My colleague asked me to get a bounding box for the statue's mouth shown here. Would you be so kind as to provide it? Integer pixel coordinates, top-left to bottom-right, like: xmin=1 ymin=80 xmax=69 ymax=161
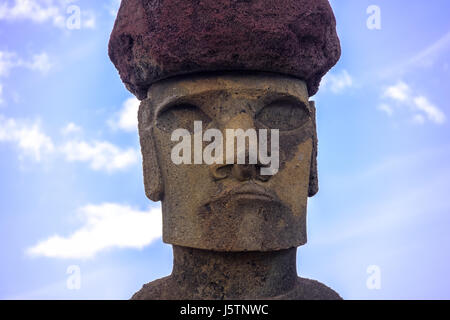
xmin=196 ymin=181 xmax=297 ymax=252
xmin=206 ymin=181 xmax=278 ymax=206
xmin=227 ymin=183 xmax=275 ymax=201
xmin=197 ymin=181 xmax=285 ymax=218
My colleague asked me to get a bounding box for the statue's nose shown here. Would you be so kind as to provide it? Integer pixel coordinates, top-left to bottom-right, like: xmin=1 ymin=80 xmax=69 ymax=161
xmin=224 ymin=112 xmax=255 ymax=164
xmin=231 ymin=164 xmax=256 ymax=182
xmin=209 ymin=112 xmax=268 ymax=182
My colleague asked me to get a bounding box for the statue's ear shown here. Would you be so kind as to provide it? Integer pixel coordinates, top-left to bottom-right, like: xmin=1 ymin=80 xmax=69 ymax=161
xmin=138 ymin=99 xmax=164 ymax=201
xmin=308 ymin=101 xmax=319 ymax=197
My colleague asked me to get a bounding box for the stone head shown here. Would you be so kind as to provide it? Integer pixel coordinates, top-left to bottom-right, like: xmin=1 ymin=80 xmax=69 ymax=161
xmin=108 ymin=0 xmax=340 ymax=252
xmin=138 ymin=72 xmax=318 ymax=251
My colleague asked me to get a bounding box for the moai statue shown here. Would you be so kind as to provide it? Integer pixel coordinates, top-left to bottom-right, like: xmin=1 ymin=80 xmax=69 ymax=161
xmin=109 ymin=0 xmax=341 ymax=300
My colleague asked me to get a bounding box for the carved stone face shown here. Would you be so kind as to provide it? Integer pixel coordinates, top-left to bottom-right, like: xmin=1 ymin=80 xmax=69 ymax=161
xmin=138 ymin=73 xmax=318 ymax=252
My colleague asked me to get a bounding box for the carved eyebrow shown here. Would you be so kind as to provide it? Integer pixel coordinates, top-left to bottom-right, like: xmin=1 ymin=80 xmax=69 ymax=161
xmin=153 ymin=88 xmax=220 ymax=116
xmin=154 ymin=95 xmax=188 ymax=117
xmin=154 ymin=89 xmax=221 ymax=117
xmin=154 ymin=89 xmax=310 ymax=116
xmin=263 ymin=94 xmax=312 ymax=115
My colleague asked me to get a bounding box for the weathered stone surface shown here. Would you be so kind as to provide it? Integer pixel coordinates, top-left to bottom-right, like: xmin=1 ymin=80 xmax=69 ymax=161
xmin=130 ymin=73 xmax=341 ymax=300
xmin=109 ymin=0 xmax=341 ymax=100
xmin=132 ymin=246 xmax=341 ymax=300
xmin=139 ymin=73 xmax=317 ymax=251
xmin=109 ymin=0 xmax=342 ymax=301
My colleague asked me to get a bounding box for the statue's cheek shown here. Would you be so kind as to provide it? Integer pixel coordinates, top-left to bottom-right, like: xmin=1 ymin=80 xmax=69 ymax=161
xmin=271 ymin=138 xmax=313 ymax=217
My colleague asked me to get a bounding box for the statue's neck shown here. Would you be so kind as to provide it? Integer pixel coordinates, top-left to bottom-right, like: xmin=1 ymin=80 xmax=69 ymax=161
xmin=171 ymin=245 xmax=298 ymax=299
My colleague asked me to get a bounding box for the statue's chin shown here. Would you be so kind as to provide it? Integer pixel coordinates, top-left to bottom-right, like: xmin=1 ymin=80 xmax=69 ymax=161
xmin=195 ymin=195 xmax=303 ymax=252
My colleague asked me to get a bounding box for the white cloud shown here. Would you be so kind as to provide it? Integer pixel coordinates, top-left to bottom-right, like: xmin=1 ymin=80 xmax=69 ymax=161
xmin=312 ymin=145 xmax=450 ymax=247
xmin=0 ymin=114 xmax=54 ymax=161
xmin=0 ymin=114 xmax=139 ymax=170
xmin=383 ymin=81 xmax=410 ymax=102
xmin=0 ymin=50 xmax=53 ymax=77
xmin=378 ymin=103 xmax=393 ymax=116
xmin=0 ymin=83 xmax=3 ymax=104
xmin=381 ymin=31 xmax=450 ymax=78
xmin=408 ymin=31 xmax=450 ymax=69
xmin=412 ymin=114 xmax=425 ymax=125
xmin=107 ymin=0 xmax=121 ymax=17
xmin=0 ymin=0 xmax=64 ymax=27
xmin=27 ymin=52 xmax=52 ymax=74
xmin=81 ymin=10 xmax=95 ymax=29
xmin=0 ymin=0 xmax=95 ymax=29
xmin=380 ymin=81 xmax=446 ymax=125
xmin=61 ymin=139 xmax=139 ymax=172
xmin=109 ymin=97 xmax=140 ymax=132
xmin=0 ymin=51 xmax=17 ymax=77
xmin=413 ymin=96 xmax=446 ymax=125
xmin=61 ymin=122 xmax=82 ymax=135
xmin=27 ymin=203 xmax=162 ymax=259
xmin=321 ymin=69 xmax=353 ymax=94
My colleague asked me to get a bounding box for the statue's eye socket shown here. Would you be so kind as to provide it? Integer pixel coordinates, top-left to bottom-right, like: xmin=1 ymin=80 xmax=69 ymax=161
xmin=256 ymin=99 xmax=310 ymax=131
xmin=157 ymin=103 xmax=211 ymax=134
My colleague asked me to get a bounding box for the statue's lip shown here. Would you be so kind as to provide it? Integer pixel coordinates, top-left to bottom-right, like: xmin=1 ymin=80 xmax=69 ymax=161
xmin=212 ymin=182 xmax=277 ymax=202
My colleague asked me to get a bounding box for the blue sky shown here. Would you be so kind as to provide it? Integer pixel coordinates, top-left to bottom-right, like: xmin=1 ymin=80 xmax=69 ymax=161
xmin=0 ymin=0 xmax=449 ymax=300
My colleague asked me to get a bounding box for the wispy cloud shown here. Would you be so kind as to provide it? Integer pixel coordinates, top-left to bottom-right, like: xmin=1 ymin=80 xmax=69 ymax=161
xmin=0 ymin=114 xmax=54 ymax=161
xmin=61 ymin=122 xmax=82 ymax=136
xmin=0 ymin=114 xmax=139 ymax=171
xmin=320 ymin=70 xmax=353 ymax=94
xmin=413 ymin=96 xmax=446 ymax=124
xmin=60 ymin=140 xmax=139 ymax=172
xmin=378 ymin=81 xmax=446 ymax=125
xmin=0 ymin=51 xmax=52 ymax=105
xmin=107 ymin=0 xmax=121 ymax=17
xmin=0 ymin=51 xmax=17 ymax=77
xmin=27 ymin=203 xmax=162 ymax=259
xmin=406 ymin=31 xmax=450 ymax=69
xmin=411 ymin=114 xmax=425 ymax=125
xmin=377 ymin=103 xmax=393 ymax=117
xmin=313 ymin=145 xmax=450 ymax=246
xmin=383 ymin=81 xmax=410 ymax=102
xmin=381 ymin=31 xmax=450 ymax=78
xmin=0 ymin=0 xmax=65 ymax=26
xmin=108 ymin=97 xmax=139 ymax=132
xmin=80 ymin=10 xmax=95 ymax=29
xmin=0 ymin=0 xmax=96 ymax=29
xmin=0 ymin=83 xmax=4 ymax=105
xmin=27 ymin=52 xmax=52 ymax=74
xmin=0 ymin=50 xmax=53 ymax=78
